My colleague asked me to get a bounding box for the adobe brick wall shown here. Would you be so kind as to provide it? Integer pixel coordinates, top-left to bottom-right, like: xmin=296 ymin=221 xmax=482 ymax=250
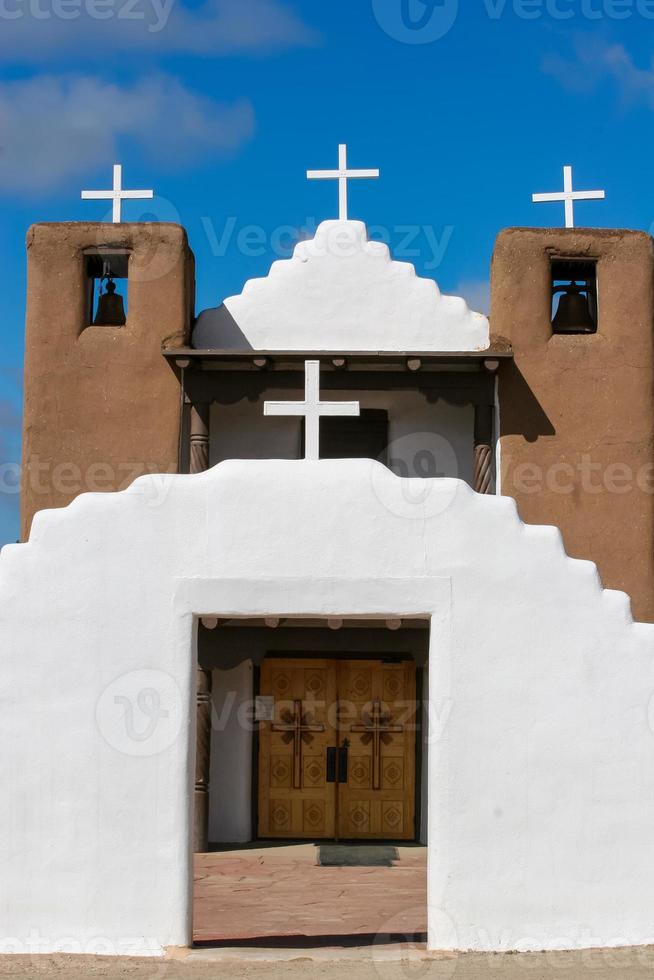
xmin=21 ymin=222 xmax=195 ymax=539
xmin=492 ymin=227 xmax=654 ymax=622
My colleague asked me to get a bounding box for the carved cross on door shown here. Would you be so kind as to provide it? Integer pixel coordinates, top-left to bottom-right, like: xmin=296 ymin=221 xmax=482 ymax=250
xmin=273 ymin=699 xmax=325 ymax=789
xmin=351 ymin=699 xmax=403 ymax=791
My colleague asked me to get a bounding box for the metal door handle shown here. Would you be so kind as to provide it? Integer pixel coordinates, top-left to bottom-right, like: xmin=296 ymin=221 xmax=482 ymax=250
xmin=326 ymin=747 xmax=337 ymax=783
xmin=338 ymin=742 xmax=349 ymax=784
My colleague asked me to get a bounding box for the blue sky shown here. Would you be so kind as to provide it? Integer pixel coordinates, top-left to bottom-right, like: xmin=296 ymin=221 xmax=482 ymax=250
xmin=2 ymin=0 xmax=654 ymax=543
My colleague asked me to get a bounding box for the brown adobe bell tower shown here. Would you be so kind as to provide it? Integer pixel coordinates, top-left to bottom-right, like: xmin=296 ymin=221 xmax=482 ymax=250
xmin=21 ymin=222 xmax=195 ymax=539
xmin=491 ymin=227 xmax=654 ymax=622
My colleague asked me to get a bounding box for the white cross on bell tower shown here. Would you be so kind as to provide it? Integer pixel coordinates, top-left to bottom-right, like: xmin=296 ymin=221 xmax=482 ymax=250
xmin=264 ymin=360 xmax=360 ymax=461
xmin=307 ymin=144 xmax=379 ymax=221
xmin=532 ymin=165 xmax=606 ymax=229
xmin=81 ymin=164 xmax=154 ymax=224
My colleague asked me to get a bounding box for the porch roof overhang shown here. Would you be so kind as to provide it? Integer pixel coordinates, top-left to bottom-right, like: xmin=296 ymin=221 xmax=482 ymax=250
xmin=162 ymin=346 xmax=513 ymax=408
xmin=164 ymin=347 xmax=513 ymax=373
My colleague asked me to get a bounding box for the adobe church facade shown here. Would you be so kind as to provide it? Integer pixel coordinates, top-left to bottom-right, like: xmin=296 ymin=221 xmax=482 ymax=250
xmin=4 ymin=203 xmax=654 ymax=955
xmin=22 ymin=222 xmax=654 ymax=624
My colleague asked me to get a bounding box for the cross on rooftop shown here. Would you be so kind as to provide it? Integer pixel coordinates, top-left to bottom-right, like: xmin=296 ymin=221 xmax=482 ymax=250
xmin=532 ymin=165 xmax=606 ymax=229
xmin=81 ymin=164 xmax=154 ymax=224
xmin=264 ymin=360 xmax=360 ymax=461
xmin=307 ymin=144 xmax=379 ymax=221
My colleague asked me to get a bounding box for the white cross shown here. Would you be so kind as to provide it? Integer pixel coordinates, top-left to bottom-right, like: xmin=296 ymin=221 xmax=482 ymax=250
xmin=532 ymin=165 xmax=605 ymax=229
xmin=264 ymin=360 xmax=360 ymax=461
xmin=307 ymin=144 xmax=379 ymax=221
xmin=81 ymin=164 xmax=154 ymax=224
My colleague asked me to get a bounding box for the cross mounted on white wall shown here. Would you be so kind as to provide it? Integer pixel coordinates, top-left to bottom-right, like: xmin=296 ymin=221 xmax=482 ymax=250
xmin=532 ymin=165 xmax=606 ymax=229
xmin=81 ymin=164 xmax=154 ymax=224
xmin=307 ymin=144 xmax=380 ymax=221
xmin=264 ymin=360 xmax=360 ymax=461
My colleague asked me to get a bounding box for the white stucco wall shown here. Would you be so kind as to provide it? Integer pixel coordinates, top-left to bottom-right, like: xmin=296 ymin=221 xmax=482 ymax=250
xmin=193 ymin=221 xmax=490 ymax=352
xmin=208 ymin=661 xmax=253 ymax=845
xmin=210 ymin=391 xmax=474 ymax=486
xmin=1 ymin=460 xmax=654 ymax=955
xmin=420 ymin=664 xmax=429 ymax=846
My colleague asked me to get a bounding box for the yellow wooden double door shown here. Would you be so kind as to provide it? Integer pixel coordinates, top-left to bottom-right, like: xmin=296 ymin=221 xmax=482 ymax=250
xmin=258 ymin=658 xmax=417 ymax=840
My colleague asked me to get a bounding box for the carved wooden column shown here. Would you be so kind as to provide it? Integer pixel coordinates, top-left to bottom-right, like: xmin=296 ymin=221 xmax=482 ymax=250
xmin=190 ymin=403 xmax=210 ymax=475
xmin=474 ymin=403 xmax=494 ymax=495
xmin=190 ymin=401 xmax=212 ymax=852
xmin=194 ymin=666 xmax=213 ymax=853
xmin=474 ymin=359 xmax=499 ymax=496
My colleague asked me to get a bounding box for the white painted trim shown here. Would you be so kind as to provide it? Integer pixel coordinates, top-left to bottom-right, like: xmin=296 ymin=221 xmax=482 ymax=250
xmin=494 ymin=374 xmax=502 ymax=496
xmin=174 ymin=577 xmax=450 ymax=620
xmin=176 ymin=577 xmax=453 ymax=949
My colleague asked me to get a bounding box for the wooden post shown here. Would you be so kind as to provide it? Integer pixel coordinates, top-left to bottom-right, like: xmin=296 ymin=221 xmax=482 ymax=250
xmin=190 ymin=402 xmax=212 ymax=852
xmin=194 ymin=666 xmax=213 ymax=853
xmin=190 ymin=403 xmax=210 ymax=475
xmin=474 ymin=403 xmax=494 ymax=495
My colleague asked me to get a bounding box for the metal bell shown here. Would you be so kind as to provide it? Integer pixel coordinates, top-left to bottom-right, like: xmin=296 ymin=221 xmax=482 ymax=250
xmin=552 ymin=285 xmax=596 ymax=334
xmin=93 ymin=276 xmax=126 ymax=327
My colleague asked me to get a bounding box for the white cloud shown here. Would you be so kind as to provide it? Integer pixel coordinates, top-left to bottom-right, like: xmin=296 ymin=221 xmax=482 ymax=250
xmin=0 ymin=0 xmax=318 ymax=62
xmin=453 ymin=279 xmax=490 ymax=316
xmin=0 ymin=73 xmax=255 ymax=192
xmin=543 ymin=37 xmax=654 ymax=106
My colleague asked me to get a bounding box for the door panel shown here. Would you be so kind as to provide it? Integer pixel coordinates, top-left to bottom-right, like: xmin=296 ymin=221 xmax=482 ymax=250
xmin=337 ymin=661 xmax=417 ymax=840
xmin=258 ymin=658 xmax=417 ymax=841
xmin=258 ymin=659 xmax=337 ymax=839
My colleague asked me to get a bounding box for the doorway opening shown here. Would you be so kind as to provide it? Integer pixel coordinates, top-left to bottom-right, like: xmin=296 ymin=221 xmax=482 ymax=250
xmin=193 ymin=616 xmax=430 ymax=948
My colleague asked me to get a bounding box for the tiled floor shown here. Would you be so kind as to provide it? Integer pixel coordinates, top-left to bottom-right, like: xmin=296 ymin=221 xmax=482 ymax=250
xmin=193 ymin=843 xmax=427 ymax=945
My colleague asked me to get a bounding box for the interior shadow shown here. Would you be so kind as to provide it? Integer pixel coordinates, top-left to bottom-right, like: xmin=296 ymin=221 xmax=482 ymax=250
xmin=194 ymin=932 xmax=428 ymax=950
xmin=209 ymin=839 xmax=308 ymax=853
xmin=498 ymin=361 xmax=555 ymax=442
xmin=192 ymin=303 xmax=254 ymax=350
xmin=318 ymin=844 xmax=400 ymax=867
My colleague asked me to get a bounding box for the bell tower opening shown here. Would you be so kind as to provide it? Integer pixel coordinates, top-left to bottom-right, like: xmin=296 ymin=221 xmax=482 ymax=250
xmin=551 ymin=257 xmax=598 ymax=335
xmin=84 ymin=249 xmax=129 ymax=327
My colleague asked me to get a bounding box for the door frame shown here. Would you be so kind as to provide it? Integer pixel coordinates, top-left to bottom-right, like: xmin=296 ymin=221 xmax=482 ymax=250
xmin=180 ymin=572 xmax=454 ymax=950
xmin=253 ymin=651 xmax=423 ymax=843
